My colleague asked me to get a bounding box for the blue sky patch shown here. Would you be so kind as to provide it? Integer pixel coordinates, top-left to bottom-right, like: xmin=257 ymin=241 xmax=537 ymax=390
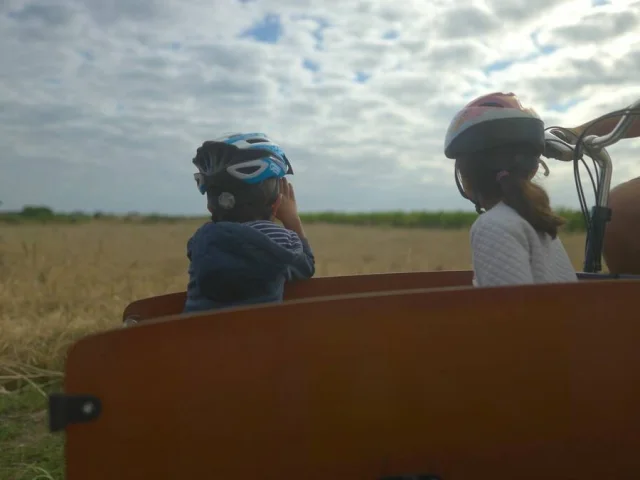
xmin=78 ymin=50 xmax=94 ymax=61
xmin=311 ymin=17 xmax=330 ymax=50
xmin=539 ymin=44 xmax=558 ymax=55
xmin=354 ymin=71 xmax=371 ymax=83
xmin=484 ymin=59 xmax=514 ymax=73
xmin=303 ymin=58 xmax=320 ymax=72
xmin=549 ymin=97 xmax=582 ymax=113
xmin=240 ymin=13 xmax=283 ymax=44
xmin=292 ymin=14 xmax=330 ymax=50
xmin=484 ymin=36 xmax=558 ymax=75
xmin=383 ymin=30 xmax=399 ymax=40
xmin=530 ymin=30 xmax=542 ymax=47
xmin=530 ymin=30 xmax=558 ymax=54
xmin=160 ymin=42 xmax=181 ymax=51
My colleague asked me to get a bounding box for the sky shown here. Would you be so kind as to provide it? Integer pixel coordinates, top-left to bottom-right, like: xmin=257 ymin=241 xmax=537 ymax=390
xmin=1 ymin=0 xmax=639 ymax=215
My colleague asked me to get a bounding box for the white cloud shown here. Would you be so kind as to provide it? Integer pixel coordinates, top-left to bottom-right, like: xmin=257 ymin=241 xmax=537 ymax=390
xmin=1 ymin=0 xmax=639 ymax=214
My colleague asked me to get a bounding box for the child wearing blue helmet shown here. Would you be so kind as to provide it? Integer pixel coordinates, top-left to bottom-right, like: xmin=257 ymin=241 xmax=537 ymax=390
xmin=184 ymin=133 xmax=315 ymax=313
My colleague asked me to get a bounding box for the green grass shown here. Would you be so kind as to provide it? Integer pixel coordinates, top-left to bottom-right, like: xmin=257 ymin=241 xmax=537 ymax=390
xmin=0 ymin=206 xmax=589 ymax=232
xmin=300 ymin=209 xmax=587 ymax=232
xmin=0 ymin=383 xmax=64 ymax=480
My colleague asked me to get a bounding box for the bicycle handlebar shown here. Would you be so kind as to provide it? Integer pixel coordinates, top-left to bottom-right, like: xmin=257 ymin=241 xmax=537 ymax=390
xmin=543 ymin=98 xmax=640 ymax=163
xmin=541 ymin=97 xmax=640 ymax=273
xmin=543 ymin=98 xmax=640 ymax=204
xmin=584 ymin=98 xmax=640 ymax=149
xmin=543 ymin=130 xmax=575 ymax=162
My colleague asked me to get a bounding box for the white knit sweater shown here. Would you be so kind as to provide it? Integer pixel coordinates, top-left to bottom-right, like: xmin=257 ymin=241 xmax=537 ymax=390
xmin=470 ymin=202 xmax=578 ymax=287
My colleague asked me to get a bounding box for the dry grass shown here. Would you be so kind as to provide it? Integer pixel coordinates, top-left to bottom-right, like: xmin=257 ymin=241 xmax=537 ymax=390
xmin=0 ymin=221 xmax=588 ymax=479
xmin=0 ymin=221 xmax=587 ymax=372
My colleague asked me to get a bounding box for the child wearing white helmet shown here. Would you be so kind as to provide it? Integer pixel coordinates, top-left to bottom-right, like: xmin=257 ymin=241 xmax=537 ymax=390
xmin=184 ymin=132 xmax=315 ymax=313
xmin=444 ymin=92 xmax=578 ymax=287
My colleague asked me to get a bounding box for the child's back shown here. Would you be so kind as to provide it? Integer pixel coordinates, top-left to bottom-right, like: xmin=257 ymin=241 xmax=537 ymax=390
xmin=184 ymin=133 xmax=315 ymax=313
xmin=184 ymin=219 xmax=314 ymax=312
xmin=469 ymin=201 xmax=576 ymax=286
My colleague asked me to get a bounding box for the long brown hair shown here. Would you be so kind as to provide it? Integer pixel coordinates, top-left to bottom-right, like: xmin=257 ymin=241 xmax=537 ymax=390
xmin=455 ymin=143 xmax=565 ymax=238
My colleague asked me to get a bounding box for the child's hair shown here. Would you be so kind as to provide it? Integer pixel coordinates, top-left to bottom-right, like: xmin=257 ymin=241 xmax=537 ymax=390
xmin=455 ymin=142 xmax=565 ymax=238
xmin=206 ymin=177 xmax=278 ymax=223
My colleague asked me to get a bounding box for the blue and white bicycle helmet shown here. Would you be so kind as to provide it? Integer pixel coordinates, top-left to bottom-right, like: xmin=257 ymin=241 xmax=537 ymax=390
xmin=193 ymin=132 xmax=293 ymax=195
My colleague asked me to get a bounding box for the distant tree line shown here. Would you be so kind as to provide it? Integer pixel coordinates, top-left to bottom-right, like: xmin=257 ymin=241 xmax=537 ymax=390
xmin=0 ymin=204 xmax=589 ymax=232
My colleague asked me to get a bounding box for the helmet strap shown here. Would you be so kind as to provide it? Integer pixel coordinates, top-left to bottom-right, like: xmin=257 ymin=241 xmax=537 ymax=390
xmin=455 ymin=166 xmax=484 ymax=215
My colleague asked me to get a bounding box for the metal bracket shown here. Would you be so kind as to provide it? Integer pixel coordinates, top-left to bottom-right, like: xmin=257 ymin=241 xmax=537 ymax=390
xmin=123 ymin=316 xmax=139 ymax=327
xmin=48 ymin=393 xmax=102 ymax=432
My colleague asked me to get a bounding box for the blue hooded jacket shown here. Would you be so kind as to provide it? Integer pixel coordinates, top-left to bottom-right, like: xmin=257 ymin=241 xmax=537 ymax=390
xmin=183 ymin=221 xmax=316 ymax=313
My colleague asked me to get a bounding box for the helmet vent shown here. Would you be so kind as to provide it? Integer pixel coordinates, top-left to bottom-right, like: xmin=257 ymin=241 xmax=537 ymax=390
xmin=236 ymin=165 xmax=261 ymax=174
xmin=479 ymin=102 xmax=504 ymax=108
xmin=245 ymin=138 xmax=268 ymax=144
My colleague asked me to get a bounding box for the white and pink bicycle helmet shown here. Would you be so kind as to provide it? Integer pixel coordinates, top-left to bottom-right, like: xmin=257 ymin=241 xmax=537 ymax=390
xmin=444 ymin=92 xmax=545 ymax=159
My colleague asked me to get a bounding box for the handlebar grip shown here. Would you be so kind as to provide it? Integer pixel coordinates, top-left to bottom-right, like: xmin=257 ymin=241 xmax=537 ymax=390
xmin=543 ymin=131 xmax=575 ymax=162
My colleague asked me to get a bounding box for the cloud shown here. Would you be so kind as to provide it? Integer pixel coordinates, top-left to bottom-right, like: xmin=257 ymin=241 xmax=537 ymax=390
xmin=1 ymin=0 xmax=639 ymax=215
xmin=544 ymin=7 xmax=639 ymax=44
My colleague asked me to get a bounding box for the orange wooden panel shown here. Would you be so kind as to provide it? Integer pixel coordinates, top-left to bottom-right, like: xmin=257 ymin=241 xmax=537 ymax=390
xmin=63 ymin=279 xmax=640 ymax=479
xmin=122 ymin=270 xmax=474 ymax=322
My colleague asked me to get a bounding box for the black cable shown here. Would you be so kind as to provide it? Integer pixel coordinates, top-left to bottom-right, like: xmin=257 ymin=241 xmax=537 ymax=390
xmin=570 ymin=107 xmax=640 ymax=270
xmin=543 ymin=126 xmax=595 ymax=235
xmin=571 ymin=108 xmax=640 ymax=202
xmin=572 ymin=107 xmax=640 ymax=208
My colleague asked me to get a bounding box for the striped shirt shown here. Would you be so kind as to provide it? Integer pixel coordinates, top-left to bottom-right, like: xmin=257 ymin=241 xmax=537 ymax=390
xmin=243 ymin=220 xmax=304 ymax=252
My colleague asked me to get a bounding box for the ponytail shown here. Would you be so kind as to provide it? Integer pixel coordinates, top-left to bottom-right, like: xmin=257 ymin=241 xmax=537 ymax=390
xmin=456 ymin=143 xmax=566 ymax=238
xmin=497 ymin=173 xmax=565 ymax=238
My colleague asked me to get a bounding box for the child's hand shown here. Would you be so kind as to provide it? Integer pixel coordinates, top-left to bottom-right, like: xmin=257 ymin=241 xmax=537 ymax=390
xmin=276 ymin=178 xmax=306 ymax=239
xmin=276 ymin=178 xmax=299 ymax=224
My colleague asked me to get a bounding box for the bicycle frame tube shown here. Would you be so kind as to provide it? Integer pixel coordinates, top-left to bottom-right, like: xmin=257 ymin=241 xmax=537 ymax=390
xmin=586 ymin=147 xmax=612 ymax=208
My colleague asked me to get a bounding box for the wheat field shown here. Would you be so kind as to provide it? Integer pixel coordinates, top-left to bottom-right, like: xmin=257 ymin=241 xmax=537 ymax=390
xmin=0 ymin=221 xmax=590 ymax=479
xmin=0 ymin=221 xmax=588 ymax=371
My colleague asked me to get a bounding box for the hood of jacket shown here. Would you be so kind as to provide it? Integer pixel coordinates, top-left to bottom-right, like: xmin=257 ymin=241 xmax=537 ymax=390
xmin=186 ymin=221 xmax=298 ymax=305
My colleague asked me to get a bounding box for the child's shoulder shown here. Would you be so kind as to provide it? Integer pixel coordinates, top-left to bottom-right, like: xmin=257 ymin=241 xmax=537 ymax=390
xmin=188 ymin=220 xmax=228 ymax=240
xmin=243 ymin=220 xmax=304 ymax=250
xmin=244 ymin=219 xmax=292 ymax=237
xmin=471 ymin=202 xmax=528 ymax=234
xmin=243 ymin=219 xmax=286 ymax=231
xmin=470 ymin=202 xmax=533 ymax=249
xmin=187 ymin=220 xmax=254 ymax=249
